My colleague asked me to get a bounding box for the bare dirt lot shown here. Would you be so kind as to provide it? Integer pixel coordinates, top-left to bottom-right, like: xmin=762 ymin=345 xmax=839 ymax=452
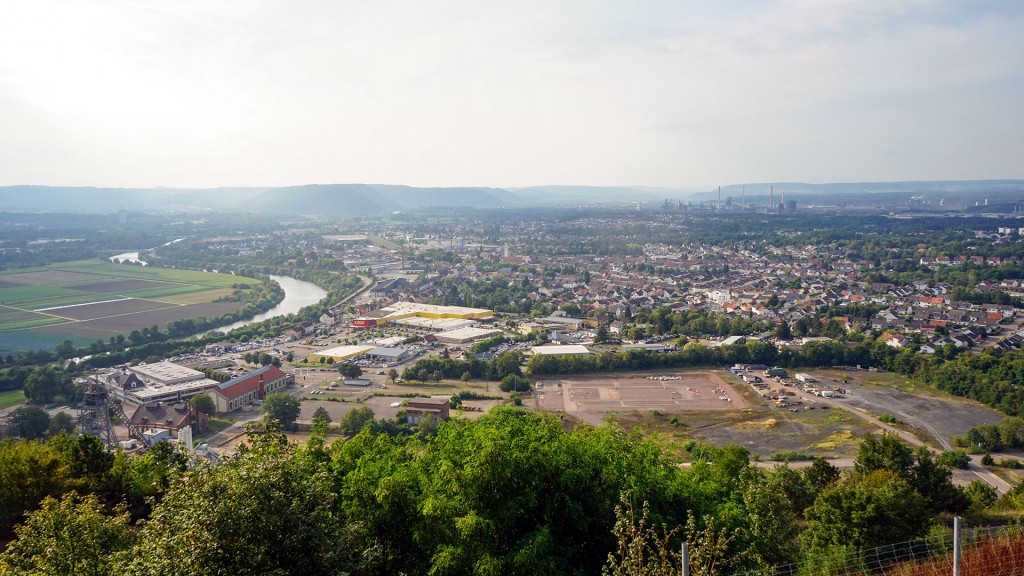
xmin=536 ymin=371 xmax=745 ymax=426
xmin=35 ymin=301 xmax=243 ymax=338
xmin=808 ymin=369 xmax=1004 ymax=448
xmin=43 ymin=298 xmax=174 ymax=320
xmin=665 ymin=405 xmax=877 ymax=459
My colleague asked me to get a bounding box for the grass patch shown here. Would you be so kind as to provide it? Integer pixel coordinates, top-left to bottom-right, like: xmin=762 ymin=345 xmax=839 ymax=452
xmin=396 ymin=381 xmax=458 ymax=389
xmin=0 ymin=285 xmax=91 ymax=307
xmin=0 ymin=389 xmax=26 ymax=410
xmin=158 ymin=288 xmax=237 ymax=305
xmin=738 ymin=417 xmax=779 ymax=431
xmin=206 ymin=417 xmax=235 ymax=434
xmin=769 ymin=451 xmax=817 ymax=462
xmin=813 ymin=429 xmax=855 ymax=451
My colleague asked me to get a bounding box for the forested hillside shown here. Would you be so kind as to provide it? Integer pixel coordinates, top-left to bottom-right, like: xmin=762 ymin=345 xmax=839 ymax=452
xmin=0 ymin=408 xmax=1008 ymax=576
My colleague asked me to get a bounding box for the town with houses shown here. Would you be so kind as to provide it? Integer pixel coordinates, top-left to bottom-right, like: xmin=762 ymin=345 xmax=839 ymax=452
xmin=25 ymin=211 xmax=1022 ymax=460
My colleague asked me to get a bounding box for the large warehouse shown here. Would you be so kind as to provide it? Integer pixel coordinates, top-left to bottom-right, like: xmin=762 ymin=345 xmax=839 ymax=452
xmin=435 ymin=326 xmax=504 ymax=344
xmin=351 ymin=301 xmax=492 ymax=329
xmin=308 ymin=345 xmax=375 ymax=363
xmin=530 ymin=344 xmax=592 ymax=356
xmin=105 ymin=362 xmax=219 ymax=404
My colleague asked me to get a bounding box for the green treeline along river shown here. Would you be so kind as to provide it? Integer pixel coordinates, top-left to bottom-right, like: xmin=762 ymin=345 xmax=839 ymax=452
xmin=213 ymin=275 xmax=328 ymax=333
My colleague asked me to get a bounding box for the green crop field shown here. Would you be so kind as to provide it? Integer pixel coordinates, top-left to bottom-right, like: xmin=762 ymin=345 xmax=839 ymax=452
xmin=0 ymin=389 xmax=26 ymax=410
xmin=0 ymin=260 xmax=260 ymax=356
xmin=49 ymin=261 xmax=245 ymax=288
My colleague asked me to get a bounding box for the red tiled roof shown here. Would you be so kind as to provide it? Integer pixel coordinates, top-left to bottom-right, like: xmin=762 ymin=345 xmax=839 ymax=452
xmin=213 ymin=365 xmax=287 ymax=400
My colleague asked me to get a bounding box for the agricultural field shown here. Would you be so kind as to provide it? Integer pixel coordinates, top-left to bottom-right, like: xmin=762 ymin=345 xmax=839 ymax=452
xmin=0 ymin=260 xmax=256 ymax=355
xmin=0 ymin=389 xmax=26 ymax=410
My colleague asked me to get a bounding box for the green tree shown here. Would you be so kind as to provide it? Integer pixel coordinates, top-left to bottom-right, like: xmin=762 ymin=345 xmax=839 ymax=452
xmin=68 ymin=434 xmax=114 ymax=491
xmin=340 ymin=406 xmax=374 ymax=436
xmin=0 ymin=438 xmax=70 ymax=540
xmin=387 ymin=368 xmax=398 ymax=383
xmin=189 ymin=393 xmax=216 ymax=415
xmin=854 ymin=433 xmax=914 ymax=478
xmin=47 ymin=412 xmax=76 ymax=437
xmin=803 ymin=458 xmax=840 ymax=493
xmin=802 ymin=470 xmax=929 ymax=554
xmin=964 ymin=480 xmax=998 ymax=511
xmin=259 ymin=393 xmax=301 ymax=432
xmin=937 ymin=449 xmax=970 ymax=470
xmin=6 ymin=406 xmax=50 ymax=440
xmin=0 ymin=492 xmax=134 ymax=576
xmin=312 ymin=406 xmax=332 ymax=426
xmin=742 ymin=475 xmax=799 ymax=567
xmin=337 ymin=363 xmax=362 ymax=379
xmin=774 ymin=321 xmax=792 ymax=340
xmin=499 ymin=374 xmax=531 ymax=392
xmin=22 ymin=366 xmax=65 ymax=404
xmin=120 ymin=426 xmax=369 ymax=575
xmin=491 ymin=351 xmax=524 ymax=379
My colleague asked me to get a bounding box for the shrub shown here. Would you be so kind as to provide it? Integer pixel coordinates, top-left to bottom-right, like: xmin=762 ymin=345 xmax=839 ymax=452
xmin=937 ymin=450 xmax=971 ymax=470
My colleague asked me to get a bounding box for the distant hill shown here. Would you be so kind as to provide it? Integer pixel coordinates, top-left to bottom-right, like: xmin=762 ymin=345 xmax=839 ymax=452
xmin=0 ymin=184 xmax=512 ymax=215
xmin=248 ymin=184 xmax=514 ymax=216
xmin=695 ymin=180 xmax=1024 ymax=202
xmin=2 ymin=180 xmax=1022 ymax=214
xmin=509 ymin=185 xmax=669 ymax=205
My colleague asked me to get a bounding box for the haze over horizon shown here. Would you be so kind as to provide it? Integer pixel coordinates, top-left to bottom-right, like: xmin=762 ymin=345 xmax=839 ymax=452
xmin=1 ymin=1 xmax=1022 ymax=191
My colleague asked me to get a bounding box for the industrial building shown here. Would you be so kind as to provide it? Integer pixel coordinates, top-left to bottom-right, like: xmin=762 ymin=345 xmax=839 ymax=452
xmin=105 ymin=362 xmax=219 ymax=404
xmin=307 ymin=345 xmax=375 ymax=364
xmin=406 ymin=398 xmax=450 ymax=425
xmin=351 ymin=301 xmax=492 ymax=330
xmin=434 ymin=326 xmax=504 ymax=344
xmin=364 ymin=346 xmax=409 ymax=364
xmin=210 ymin=365 xmax=290 ymax=413
xmin=369 ymin=277 xmax=408 ymax=298
xmin=128 ymin=401 xmax=208 ymax=440
xmin=530 ymin=344 xmax=592 ymax=356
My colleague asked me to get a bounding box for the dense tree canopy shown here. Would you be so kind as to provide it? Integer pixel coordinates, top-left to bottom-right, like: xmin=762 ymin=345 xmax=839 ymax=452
xmin=0 ymin=407 xmax=994 ymax=576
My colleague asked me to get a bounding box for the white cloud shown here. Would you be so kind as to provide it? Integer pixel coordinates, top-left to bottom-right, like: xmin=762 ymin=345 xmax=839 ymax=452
xmin=0 ymin=0 xmax=1021 ymax=188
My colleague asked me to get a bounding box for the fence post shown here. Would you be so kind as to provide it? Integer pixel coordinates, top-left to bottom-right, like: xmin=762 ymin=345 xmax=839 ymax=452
xmin=682 ymin=541 xmax=689 ymax=576
xmin=953 ymin=516 xmax=961 ymax=576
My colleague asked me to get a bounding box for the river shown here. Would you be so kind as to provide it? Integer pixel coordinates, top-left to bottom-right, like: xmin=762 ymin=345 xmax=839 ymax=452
xmin=211 ymin=275 xmax=328 ymax=334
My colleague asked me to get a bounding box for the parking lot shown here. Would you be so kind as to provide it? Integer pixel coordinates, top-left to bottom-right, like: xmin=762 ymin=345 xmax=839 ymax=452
xmin=536 ymin=371 xmax=745 ymax=425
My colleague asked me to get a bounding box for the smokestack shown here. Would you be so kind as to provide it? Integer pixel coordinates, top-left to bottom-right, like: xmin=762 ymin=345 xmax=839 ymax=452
xmin=770 ymin=186 xmax=774 ymax=209
xmin=718 ymin=186 xmax=721 ymax=211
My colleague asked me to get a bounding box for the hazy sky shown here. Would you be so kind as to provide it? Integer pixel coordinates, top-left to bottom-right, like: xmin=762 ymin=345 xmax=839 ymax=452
xmin=1 ymin=0 xmax=1022 ymax=189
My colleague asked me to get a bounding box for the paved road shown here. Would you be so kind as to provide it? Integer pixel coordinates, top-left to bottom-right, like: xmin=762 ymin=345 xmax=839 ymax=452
xmin=204 ymin=411 xmax=261 ymax=449
xmin=967 ymin=456 xmax=1014 ymax=495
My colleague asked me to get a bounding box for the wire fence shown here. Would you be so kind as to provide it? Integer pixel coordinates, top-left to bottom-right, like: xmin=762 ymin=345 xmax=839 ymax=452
xmin=728 ymin=521 xmax=1024 ymax=576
